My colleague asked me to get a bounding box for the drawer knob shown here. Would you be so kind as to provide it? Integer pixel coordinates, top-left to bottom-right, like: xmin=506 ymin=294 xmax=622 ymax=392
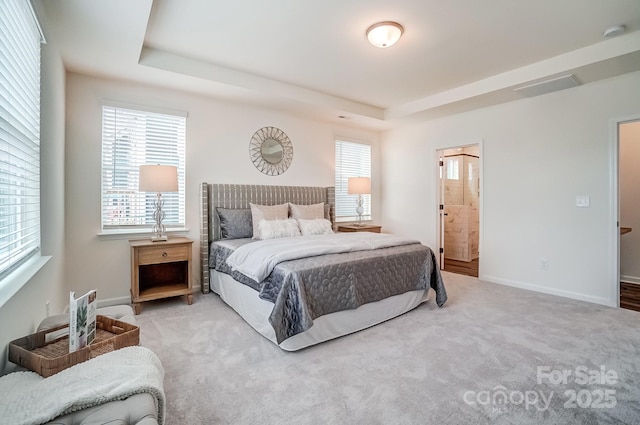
xmin=162 ymin=252 xmax=168 ymax=257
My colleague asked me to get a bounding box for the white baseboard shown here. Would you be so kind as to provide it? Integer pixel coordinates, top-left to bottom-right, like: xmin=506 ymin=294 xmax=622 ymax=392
xmin=96 ymin=296 xmax=132 ymax=309
xmin=481 ymin=275 xmax=613 ymax=307
xmin=621 ymin=275 xmax=640 ymax=285
xmin=94 ymin=284 xmax=203 ymax=310
xmin=62 ymin=296 xmax=133 ymax=313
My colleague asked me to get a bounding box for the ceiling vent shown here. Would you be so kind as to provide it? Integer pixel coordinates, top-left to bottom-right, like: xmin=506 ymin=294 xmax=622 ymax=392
xmin=514 ymin=74 xmax=582 ymax=98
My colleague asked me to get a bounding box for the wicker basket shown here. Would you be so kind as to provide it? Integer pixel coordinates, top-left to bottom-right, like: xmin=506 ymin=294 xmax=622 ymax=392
xmin=8 ymin=315 xmax=139 ymax=377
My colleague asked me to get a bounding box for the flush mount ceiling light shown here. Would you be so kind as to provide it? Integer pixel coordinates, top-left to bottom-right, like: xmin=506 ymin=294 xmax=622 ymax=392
xmin=603 ymin=25 xmax=625 ymax=38
xmin=366 ymin=21 xmax=404 ymax=48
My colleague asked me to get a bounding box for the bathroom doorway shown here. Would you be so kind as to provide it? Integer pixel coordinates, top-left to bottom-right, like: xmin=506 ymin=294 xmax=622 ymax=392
xmin=619 ymin=119 xmax=640 ymax=311
xmin=437 ymin=145 xmax=480 ymax=277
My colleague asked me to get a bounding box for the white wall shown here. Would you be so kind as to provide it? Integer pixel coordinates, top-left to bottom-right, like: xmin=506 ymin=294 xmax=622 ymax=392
xmin=0 ymin=38 xmax=67 ymax=374
xmin=64 ymin=73 xmax=380 ymax=304
xmin=381 ymin=71 xmax=640 ymax=306
xmin=620 ymin=120 xmax=640 ymax=283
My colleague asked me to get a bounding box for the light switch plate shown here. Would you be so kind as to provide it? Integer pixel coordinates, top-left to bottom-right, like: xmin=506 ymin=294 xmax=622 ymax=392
xmin=576 ymin=195 xmax=590 ymax=207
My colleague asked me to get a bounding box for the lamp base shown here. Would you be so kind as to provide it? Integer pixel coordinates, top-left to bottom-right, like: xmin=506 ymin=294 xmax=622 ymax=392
xmin=150 ymin=193 xmax=168 ymax=242
xmin=355 ymin=194 xmax=365 ymax=227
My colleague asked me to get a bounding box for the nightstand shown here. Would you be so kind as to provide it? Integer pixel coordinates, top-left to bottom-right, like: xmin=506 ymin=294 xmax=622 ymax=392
xmin=337 ymin=224 xmax=382 ymax=233
xmin=129 ymin=237 xmax=194 ymax=314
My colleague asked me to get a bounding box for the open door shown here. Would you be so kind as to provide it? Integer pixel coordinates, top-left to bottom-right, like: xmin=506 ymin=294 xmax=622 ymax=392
xmin=437 ymin=145 xmax=481 ymax=277
xmin=619 ymin=119 xmax=640 ymax=311
xmin=438 ymin=153 xmax=447 ymax=269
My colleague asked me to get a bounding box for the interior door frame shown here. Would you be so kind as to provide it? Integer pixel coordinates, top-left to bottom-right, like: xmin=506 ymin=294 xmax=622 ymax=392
xmin=435 ymin=139 xmax=484 ymax=277
xmin=438 ymin=154 xmax=446 ymax=268
xmin=610 ymin=114 xmax=640 ymax=307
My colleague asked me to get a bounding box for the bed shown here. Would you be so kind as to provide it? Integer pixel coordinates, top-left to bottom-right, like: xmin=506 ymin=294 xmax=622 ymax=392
xmin=200 ymin=183 xmax=447 ymax=351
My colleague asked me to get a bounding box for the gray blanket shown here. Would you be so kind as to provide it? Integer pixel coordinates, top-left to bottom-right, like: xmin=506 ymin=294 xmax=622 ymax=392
xmin=210 ymin=238 xmax=447 ymax=343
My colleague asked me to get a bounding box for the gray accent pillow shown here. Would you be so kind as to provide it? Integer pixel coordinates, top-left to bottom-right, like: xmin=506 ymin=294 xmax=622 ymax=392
xmin=217 ymin=208 xmax=253 ymax=239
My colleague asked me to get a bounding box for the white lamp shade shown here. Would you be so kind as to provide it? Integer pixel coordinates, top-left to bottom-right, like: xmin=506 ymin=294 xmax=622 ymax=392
xmin=348 ymin=177 xmax=371 ymax=195
xmin=366 ymin=21 xmax=403 ymax=48
xmin=139 ymin=165 xmax=178 ymax=193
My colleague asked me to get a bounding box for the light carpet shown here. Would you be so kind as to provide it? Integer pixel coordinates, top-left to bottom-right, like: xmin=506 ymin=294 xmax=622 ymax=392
xmin=135 ymin=272 xmax=640 ymax=425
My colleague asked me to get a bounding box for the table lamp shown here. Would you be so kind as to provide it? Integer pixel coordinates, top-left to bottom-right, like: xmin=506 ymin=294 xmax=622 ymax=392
xmin=348 ymin=177 xmax=371 ymax=226
xmin=139 ymin=164 xmax=178 ymax=242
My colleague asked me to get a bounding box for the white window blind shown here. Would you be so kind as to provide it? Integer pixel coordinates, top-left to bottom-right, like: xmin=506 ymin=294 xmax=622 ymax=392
xmin=101 ymin=105 xmax=186 ymax=231
xmin=0 ymin=0 xmax=42 ymax=279
xmin=335 ymin=140 xmax=371 ymax=221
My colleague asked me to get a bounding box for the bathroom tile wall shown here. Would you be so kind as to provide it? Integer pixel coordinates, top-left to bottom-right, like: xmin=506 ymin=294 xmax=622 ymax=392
xmin=443 ymin=152 xmax=479 ymax=262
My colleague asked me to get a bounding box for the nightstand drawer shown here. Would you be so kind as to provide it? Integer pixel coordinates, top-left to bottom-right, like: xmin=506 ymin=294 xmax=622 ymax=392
xmin=337 ymin=225 xmax=382 ymax=233
xmin=137 ymin=244 xmax=190 ymax=265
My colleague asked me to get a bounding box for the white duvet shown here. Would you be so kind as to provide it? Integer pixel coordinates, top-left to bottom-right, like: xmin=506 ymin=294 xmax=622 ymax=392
xmin=226 ymin=232 xmax=419 ymax=282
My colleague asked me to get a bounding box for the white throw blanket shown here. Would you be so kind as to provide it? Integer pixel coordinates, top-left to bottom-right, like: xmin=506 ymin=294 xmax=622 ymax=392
xmin=0 ymin=346 xmax=165 ymax=425
xmin=226 ymin=232 xmax=419 ymax=282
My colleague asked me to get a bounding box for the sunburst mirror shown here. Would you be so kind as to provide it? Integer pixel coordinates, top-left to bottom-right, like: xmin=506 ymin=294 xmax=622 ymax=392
xmin=249 ymin=126 xmax=293 ymax=176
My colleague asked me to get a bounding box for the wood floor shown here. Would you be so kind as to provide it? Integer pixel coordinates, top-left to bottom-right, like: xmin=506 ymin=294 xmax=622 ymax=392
xmin=621 ymin=282 xmax=640 ymax=312
xmin=442 ymin=258 xmax=479 ymax=277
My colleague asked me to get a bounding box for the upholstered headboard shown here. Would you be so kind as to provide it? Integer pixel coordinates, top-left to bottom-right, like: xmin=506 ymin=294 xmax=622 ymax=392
xmin=200 ymin=183 xmax=335 ymax=293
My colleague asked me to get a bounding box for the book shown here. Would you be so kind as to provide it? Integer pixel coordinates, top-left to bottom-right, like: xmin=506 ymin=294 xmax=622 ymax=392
xmin=69 ymin=289 xmax=97 ymax=352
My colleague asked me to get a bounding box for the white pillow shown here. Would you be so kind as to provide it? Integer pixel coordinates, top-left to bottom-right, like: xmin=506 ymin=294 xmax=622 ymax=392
xmin=250 ymin=203 xmax=288 ymax=239
xmin=297 ymin=218 xmax=334 ymax=236
xmin=289 ymin=202 xmax=325 ymax=220
xmin=259 ymin=218 xmax=302 ymax=240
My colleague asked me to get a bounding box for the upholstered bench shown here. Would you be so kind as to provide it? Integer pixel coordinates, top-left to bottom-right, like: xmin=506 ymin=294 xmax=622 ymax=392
xmin=2 ymin=305 xmax=165 ymax=425
xmin=42 ymin=392 xmax=160 ymax=425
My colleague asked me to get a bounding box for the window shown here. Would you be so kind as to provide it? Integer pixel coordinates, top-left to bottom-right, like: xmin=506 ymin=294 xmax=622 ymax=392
xmin=0 ymin=0 xmax=43 ymax=280
xmin=101 ymin=105 xmax=186 ymax=232
xmin=446 ymin=157 xmax=460 ymax=180
xmin=335 ymin=140 xmax=371 ymax=221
